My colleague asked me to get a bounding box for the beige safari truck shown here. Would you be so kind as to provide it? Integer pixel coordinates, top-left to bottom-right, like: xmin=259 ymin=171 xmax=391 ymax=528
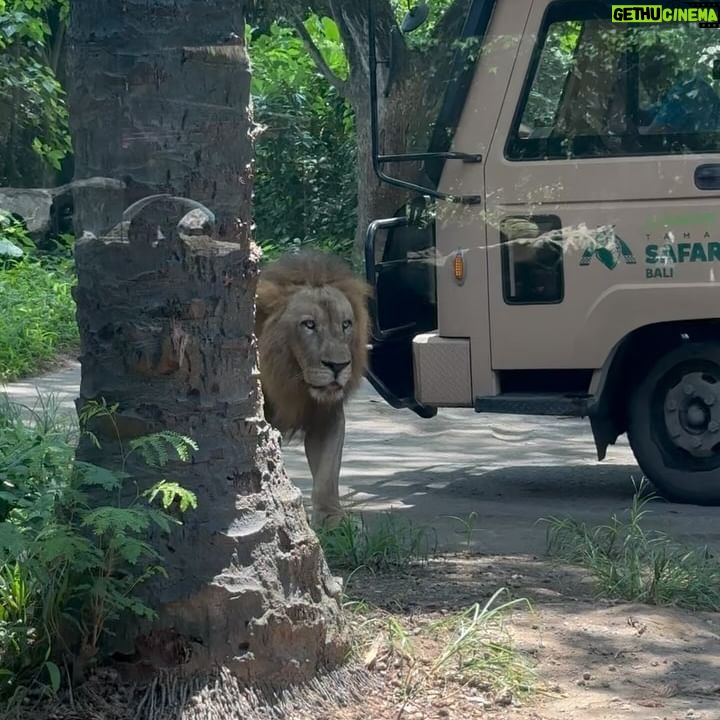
xmin=363 ymin=0 xmax=720 ymax=505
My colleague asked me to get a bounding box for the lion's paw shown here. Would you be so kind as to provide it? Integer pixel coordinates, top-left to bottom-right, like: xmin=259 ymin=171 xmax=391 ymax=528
xmin=311 ymin=507 xmax=349 ymax=531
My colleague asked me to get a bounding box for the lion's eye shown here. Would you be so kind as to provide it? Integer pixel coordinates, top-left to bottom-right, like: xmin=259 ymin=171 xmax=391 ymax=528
xmin=301 ymin=319 xmax=316 ymax=331
xmin=342 ymin=319 xmax=352 ymax=330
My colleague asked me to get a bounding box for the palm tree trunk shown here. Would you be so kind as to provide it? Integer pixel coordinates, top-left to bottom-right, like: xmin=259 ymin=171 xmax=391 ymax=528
xmin=65 ymin=0 xmax=347 ymax=687
xmin=65 ymin=0 xmax=254 ymax=236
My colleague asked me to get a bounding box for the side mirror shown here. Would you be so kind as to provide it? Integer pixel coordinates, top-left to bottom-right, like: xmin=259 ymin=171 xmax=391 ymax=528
xmin=401 ymin=2 xmax=429 ymax=33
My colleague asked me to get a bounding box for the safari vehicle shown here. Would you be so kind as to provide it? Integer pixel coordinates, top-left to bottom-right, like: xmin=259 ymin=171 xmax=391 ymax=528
xmin=363 ymin=0 xmax=720 ymax=505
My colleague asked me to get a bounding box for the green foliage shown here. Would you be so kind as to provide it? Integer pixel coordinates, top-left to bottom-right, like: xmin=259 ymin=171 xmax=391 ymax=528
xmin=0 ymin=209 xmax=34 ymax=255
xmin=0 ymin=0 xmax=71 ymax=182
xmin=0 ymin=215 xmax=78 ymax=382
xmin=0 ymin=396 xmax=198 ymax=706
xmin=544 ymin=480 xmax=720 ymax=611
xmin=522 ymin=20 xmax=581 ymax=128
xmin=316 ymin=512 xmax=437 ymax=572
xmin=249 ymin=17 xmax=356 ymax=263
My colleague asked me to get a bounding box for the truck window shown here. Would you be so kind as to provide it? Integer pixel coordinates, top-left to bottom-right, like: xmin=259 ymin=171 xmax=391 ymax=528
xmin=506 ymin=1 xmax=720 ymax=160
xmin=500 ymin=215 xmax=564 ymax=304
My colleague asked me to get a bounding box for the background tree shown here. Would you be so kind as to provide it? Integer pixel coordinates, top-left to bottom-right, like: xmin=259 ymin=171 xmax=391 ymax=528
xmin=252 ymin=0 xmax=470 ymax=255
xmin=63 ymin=0 xmax=347 ymax=698
xmin=250 ymin=17 xmax=357 ymax=261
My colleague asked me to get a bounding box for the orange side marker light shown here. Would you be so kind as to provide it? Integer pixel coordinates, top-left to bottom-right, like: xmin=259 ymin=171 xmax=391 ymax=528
xmin=453 ymin=250 xmax=466 ymax=285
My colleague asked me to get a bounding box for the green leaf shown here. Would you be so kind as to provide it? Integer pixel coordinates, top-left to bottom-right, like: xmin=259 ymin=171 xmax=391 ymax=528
xmin=128 ymin=431 xmax=198 ymax=467
xmin=44 ymin=660 xmax=61 ymax=692
xmin=81 ymin=507 xmax=150 ymax=535
xmin=321 ymin=16 xmax=340 ymax=43
xmin=108 ymin=534 xmax=159 ymax=565
xmin=73 ymin=461 xmax=125 ymax=490
xmin=0 ymin=522 xmax=27 ymax=558
xmin=144 ymin=481 xmax=198 ymax=512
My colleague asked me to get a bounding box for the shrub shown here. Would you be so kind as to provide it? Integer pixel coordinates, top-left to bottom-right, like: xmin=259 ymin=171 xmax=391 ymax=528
xmin=0 ymin=395 xmax=197 ymax=708
xmin=249 ymin=17 xmax=357 ymax=263
xmin=0 ymin=213 xmax=78 ymax=382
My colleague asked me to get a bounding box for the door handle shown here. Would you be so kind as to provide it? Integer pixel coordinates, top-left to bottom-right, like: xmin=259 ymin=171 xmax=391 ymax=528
xmin=694 ymin=164 xmax=720 ymax=190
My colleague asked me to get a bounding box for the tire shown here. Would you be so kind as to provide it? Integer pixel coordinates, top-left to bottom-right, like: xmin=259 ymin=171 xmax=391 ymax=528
xmin=627 ymin=341 xmax=720 ymax=506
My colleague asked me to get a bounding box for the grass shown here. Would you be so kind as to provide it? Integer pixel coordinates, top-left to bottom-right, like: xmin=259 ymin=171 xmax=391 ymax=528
xmin=543 ymin=479 xmax=720 ymax=611
xmin=316 ymin=511 xmax=438 ymax=572
xmin=0 ymin=256 xmax=79 ymax=383
xmin=318 ymin=511 xmax=538 ymax=709
xmin=344 ymin=587 xmax=537 ymax=708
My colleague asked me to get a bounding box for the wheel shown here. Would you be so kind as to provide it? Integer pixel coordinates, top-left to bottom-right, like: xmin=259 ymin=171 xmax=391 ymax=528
xmin=627 ymin=341 xmax=720 ymax=505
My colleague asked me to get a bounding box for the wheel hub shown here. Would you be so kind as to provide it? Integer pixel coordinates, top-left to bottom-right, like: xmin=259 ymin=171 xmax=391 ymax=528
xmin=664 ymin=371 xmax=720 ymax=457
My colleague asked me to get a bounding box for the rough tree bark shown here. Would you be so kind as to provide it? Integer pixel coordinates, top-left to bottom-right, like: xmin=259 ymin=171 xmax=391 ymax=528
xmin=65 ymin=0 xmax=255 ymax=237
xmin=65 ymin=0 xmax=348 ymax=692
xmin=262 ymin=0 xmax=471 ymax=253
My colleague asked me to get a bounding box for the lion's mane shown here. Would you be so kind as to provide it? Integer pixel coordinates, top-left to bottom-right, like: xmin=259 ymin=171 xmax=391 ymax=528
xmin=255 ymin=249 xmax=371 ymax=437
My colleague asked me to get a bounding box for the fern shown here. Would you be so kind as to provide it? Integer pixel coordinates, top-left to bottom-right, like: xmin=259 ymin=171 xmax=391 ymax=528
xmin=73 ymin=461 xmax=128 ymax=490
xmin=128 ymin=431 xmax=198 ymax=467
xmin=81 ymin=507 xmax=153 ymax=536
xmin=144 ymin=481 xmax=198 ymax=513
xmin=106 ymin=535 xmax=159 ymax=566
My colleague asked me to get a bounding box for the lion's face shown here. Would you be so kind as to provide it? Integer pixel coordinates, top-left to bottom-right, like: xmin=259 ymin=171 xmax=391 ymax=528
xmin=281 ymin=285 xmax=356 ymax=404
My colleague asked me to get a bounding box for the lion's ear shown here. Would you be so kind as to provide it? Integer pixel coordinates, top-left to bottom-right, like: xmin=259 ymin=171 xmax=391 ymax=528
xmin=255 ymin=279 xmax=286 ymax=332
xmin=340 ymin=276 xmax=372 ymax=300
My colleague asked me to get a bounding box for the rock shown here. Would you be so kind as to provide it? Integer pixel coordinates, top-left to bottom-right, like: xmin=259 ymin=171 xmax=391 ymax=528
xmin=0 ymin=188 xmax=54 ymax=241
xmin=0 ymin=237 xmax=24 ymax=258
xmin=179 ymin=207 xmax=215 ymax=237
xmin=0 ymin=176 xmax=127 ymax=246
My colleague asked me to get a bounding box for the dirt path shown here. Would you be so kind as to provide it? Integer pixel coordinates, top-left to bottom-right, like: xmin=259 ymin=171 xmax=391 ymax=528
xmin=4 ymin=359 xmax=720 ymax=554
xmin=3 ymin=361 xmax=720 ymax=719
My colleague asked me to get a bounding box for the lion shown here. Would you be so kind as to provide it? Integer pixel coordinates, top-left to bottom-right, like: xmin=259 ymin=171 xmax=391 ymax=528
xmin=254 ymin=249 xmax=371 ymax=527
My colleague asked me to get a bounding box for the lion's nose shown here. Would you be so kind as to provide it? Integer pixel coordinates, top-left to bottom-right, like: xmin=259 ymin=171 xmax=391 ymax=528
xmin=322 ymin=360 xmax=350 ymax=377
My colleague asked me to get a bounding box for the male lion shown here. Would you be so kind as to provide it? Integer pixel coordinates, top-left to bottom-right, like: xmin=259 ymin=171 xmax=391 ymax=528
xmin=254 ymin=249 xmax=371 ymax=526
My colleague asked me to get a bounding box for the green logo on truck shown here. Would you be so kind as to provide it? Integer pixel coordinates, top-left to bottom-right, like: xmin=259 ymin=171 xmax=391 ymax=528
xmin=579 ymin=230 xmax=637 ymax=269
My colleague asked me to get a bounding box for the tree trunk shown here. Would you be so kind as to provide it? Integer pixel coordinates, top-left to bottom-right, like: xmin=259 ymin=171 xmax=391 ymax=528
xmin=348 ymin=57 xmax=438 ymax=257
xmin=65 ymin=0 xmax=254 ymax=236
xmin=65 ymin=0 xmax=347 ymax=690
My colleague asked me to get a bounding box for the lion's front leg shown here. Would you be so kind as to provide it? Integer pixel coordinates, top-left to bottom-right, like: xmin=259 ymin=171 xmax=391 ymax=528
xmin=304 ymin=406 xmax=346 ymax=528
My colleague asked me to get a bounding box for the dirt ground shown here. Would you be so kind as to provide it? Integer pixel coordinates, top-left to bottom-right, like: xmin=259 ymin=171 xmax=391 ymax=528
xmin=3 ymin=361 xmax=720 ymax=719
xmin=326 ymin=555 xmax=720 ymax=720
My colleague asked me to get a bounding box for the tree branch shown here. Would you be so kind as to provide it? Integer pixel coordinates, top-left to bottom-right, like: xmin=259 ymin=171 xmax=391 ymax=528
xmin=432 ymin=0 xmax=471 ymax=40
xmin=286 ymin=10 xmax=347 ymax=95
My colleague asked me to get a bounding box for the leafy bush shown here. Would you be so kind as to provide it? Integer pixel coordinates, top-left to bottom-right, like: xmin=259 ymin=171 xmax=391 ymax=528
xmin=0 ymin=395 xmax=197 ymax=707
xmin=0 ymin=213 xmax=78 ymax=382
xmin=249 ymin=17 xmax=357 ymax=263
